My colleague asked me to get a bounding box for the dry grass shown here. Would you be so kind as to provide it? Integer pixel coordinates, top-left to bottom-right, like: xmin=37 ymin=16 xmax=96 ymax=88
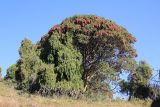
xmin=0 ymin=81 xmax=151 ymax=107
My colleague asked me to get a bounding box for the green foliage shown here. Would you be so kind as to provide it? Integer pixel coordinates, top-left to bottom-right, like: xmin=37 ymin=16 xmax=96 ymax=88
xmin=85 ymin=62 xmax=116 ymax=95
xmin=35 ymin=63 xmax=56 ymax=89
xmin=0 ymin=67 xmax=2 ymax=78
xmin=55 ymin=80 xmax=84 ymax=91
xmin=15 ymin=38 xmax=56 ymax=92
xmin=40 ymin=32 xmax=83 ymax=91
xmin=6 ymin=64 xmax=17 ymax=81
xmin=7 ymin=15 xmax=137 ymax=98
xmin=13 ymin=35 xmax=83 ymax=92
xmin=120 ymin=60 xmax=152 ymax=100
xmin=43 ymin=15 xmax=137 ymax=94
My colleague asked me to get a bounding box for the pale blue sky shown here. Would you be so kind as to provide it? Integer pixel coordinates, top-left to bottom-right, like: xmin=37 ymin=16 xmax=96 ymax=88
xmin=0 ymin=0 xmax=160 ymax=77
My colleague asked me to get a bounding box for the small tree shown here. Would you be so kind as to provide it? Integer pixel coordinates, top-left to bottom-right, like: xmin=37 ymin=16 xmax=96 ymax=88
xmin=6 ymin=64 xmax=17 ymax=81
xmin=0 ymin=67 xmax=2 ymax=78
xmin=120 ymin=60 xmax=152 ymax=100
xmin=15 ymin=38 xmax=57 ymax=92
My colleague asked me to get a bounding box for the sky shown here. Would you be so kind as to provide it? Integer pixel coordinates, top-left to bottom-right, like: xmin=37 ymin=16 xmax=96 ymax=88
xmin=0 ymin=0 xmax=160 ymax=81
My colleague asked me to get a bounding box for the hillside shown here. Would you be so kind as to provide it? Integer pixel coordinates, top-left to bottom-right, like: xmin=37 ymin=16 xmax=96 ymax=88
xmin=0 ymin=15 xmax=152 ymax=107
xmin=0 ymin=81 xmax=151 ymax=107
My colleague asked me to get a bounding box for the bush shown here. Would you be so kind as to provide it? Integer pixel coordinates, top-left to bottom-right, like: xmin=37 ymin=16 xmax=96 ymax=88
xmin=0 ymin=67 xmax=2 ymax=78
xmin=6 ymin=64 xmax=17 ymax=81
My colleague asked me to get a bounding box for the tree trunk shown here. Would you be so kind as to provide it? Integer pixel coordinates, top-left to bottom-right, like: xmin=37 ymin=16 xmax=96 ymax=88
xmin=128 ymin=95 xmax=132 ymax=101
xmin=83 ymin=84 xmax=88 ymax=92
xmin=128 ymin=92 xmax=132 ymax=101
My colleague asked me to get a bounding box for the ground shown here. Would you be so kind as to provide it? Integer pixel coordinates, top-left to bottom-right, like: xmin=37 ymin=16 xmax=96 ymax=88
xmin=0 ymin=80 xmax=151 ymax=107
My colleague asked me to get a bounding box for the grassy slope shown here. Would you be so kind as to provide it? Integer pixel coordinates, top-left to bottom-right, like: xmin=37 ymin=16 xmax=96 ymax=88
xmin=0 ymin=81 xmax=151 ymax=107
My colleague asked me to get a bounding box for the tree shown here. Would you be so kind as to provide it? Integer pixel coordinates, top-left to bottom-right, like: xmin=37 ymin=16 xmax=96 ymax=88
xmin=39 ymin=15 xmax=137 ymax=94
xmin=0 ymin=67 xmax=2 ymax=79
xmin=39 ymin=32 xmax=84 ymax=91
xmin=120 ymin=61 xmax=152 ymax=100
xmin=12 ymin=38 xmax=56 ymax=92
xmin=6 ymin=64 xmax=17 ymax=81
xmin=7 ymin=15 xmax=137 ymax=97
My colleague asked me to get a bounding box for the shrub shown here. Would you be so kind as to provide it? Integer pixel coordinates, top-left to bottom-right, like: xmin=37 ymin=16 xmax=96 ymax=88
xmin=0 ymin=67 xmax=2 ymax=78
xmin=6 ymin=64 xmax=17 ymax=81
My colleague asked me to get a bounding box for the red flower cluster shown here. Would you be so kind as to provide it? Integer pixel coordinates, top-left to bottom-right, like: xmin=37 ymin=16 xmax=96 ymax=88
xmin=93 ymin=16 xmax=101 ymax=20
xmin=75 ymin=18 xmax=91 ymax=26
xmin=127 ymin=34 xmax=136 ymax=43
xmin=61 ymin=21 xmax=66 ymax=29
xmin=94 ymin=24 xmax=101 ymax=29
xmin=83 ymin=29 xmax=90 ymax=35
xmin=46 ymin=15 xmax=135 ymax=47
xmin=106 ymin=23 xmax=120 ymax=31
xmin=96 ymin=31 xmax=108 ymax=36
xmin=48 ymin=26 xmax=61 ymax=34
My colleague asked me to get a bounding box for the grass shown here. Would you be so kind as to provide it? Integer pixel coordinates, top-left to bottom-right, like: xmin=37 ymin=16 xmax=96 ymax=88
xmin=0 ymin=80 xmax=151 ymax=107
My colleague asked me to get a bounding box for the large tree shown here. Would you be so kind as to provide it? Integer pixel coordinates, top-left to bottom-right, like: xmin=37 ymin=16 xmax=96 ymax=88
xmin=38 ymin=15 xmax=137 ymax=93
xmin=6 ymin=15 xmax=137 ymax=97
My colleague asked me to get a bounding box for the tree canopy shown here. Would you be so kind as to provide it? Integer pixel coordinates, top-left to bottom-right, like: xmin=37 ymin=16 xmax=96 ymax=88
xmin=39 ymin=15 xmax=137 ymax=93
xmin=6 ymin=15 xmax=137 ymax=98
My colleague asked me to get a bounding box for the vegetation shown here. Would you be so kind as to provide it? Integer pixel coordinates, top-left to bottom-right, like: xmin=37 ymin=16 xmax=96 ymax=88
xmin=0 ymin=66 xmax=2 ymax=78
xmin=0 ymin=81 xmax=151 ymax=107
xmin=14 ymin=38 xmax=57 ymax=92
xmin=5 ymin=15 xmax=137 ymax=98
xmin=6 ymin=64 xmax=17 ymax=81
xmin=3 ymin=15 xmax=160 ymax=107
xmin=120 ymin=61 xmax=152 ymax=100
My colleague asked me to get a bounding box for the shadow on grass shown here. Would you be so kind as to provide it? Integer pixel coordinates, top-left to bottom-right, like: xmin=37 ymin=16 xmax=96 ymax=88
xmin=151 ymin=97 xmax=160 ymax=107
